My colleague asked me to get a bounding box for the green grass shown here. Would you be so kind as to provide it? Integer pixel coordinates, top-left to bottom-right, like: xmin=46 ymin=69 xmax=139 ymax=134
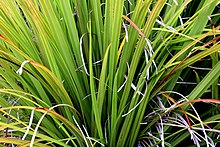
xmin=0 ymin=0 xmax=220 ymax=146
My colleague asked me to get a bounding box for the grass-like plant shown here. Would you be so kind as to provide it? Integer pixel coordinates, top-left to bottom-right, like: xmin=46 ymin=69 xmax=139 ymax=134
xmin=0 ymin=0 xmax=220 ymax=146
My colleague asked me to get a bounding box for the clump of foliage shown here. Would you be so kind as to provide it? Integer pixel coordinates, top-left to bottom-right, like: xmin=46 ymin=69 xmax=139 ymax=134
xmin=0 ymin=0 xmax=220 ymax=146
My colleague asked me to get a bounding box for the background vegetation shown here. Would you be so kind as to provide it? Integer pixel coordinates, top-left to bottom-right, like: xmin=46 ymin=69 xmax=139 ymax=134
xmin=0 ymin=0 xmax=220 ymax=146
